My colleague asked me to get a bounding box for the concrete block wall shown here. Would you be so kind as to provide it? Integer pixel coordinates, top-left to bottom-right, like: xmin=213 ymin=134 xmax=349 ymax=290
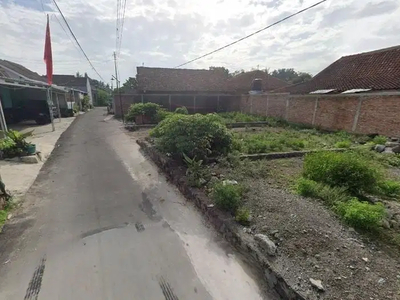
xmin=243 ymin=93 xmax=400 ymax=137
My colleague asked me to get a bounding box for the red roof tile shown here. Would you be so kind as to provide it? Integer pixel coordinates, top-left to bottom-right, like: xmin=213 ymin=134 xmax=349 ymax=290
xmin=227 ymin=70 xmax=289 ymax=93
xmin=279 ymin=45 xmax=400 ymax=94
xmin=136 ymin=67 xmax=230 ymax=92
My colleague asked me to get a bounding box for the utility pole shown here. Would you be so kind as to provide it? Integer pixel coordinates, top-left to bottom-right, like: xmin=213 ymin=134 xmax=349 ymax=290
xmin=113 ymin=51 xmax=124 ymax=122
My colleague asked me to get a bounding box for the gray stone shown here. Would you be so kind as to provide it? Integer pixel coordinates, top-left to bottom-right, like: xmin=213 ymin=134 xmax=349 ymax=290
xmin=390 ymin=220 xmax=399 ymax=229
xmin=309 ymin=278 xmax=325 ymax=292
xmin=381 ymin=219 xmax=391 ymax=229
xmin=394 ymin=214 xmax=400 ymax=223
xmin=374 ymin=145 xmax=386 ymax=153
xmin=392 ymin=145 xmax=400 ymax=154
xmin=255 ymin=234 xmax=277 ymax=256
xmin=378 ymin=278 xmax=386 ymax=284
xmin=20 ymin=155 xmax=39 ymax=164
xmin=386 ymin=142 xmax=400 ymax=147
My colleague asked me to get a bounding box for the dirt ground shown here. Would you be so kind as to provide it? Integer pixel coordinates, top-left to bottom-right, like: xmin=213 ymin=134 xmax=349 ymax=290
xmin=211 ymin=158 xmax=400 ymax=300
xmin=133 ymin=127 xmax=400 ymax=299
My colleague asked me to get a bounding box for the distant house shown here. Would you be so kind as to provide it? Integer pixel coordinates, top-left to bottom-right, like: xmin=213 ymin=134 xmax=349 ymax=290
xmin=281 ymin=45 xmax=400 ymax=95
xmin=114 ymin=67 xmax=238 ymax=116
xmin=227 ymin=70 xmax=289 ymax=94
xmin=52 ymin=74 xmax=95 ymax=104
xmin=136 ymin=66 xmax=231 ymax=94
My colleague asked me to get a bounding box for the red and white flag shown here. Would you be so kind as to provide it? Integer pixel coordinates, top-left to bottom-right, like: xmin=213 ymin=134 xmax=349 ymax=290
xmin=44 ymin=14 xmax=53 ymax=85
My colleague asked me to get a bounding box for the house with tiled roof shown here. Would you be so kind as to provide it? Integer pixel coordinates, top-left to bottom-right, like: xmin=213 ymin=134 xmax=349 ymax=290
xmin=51 ymin=74 xmax=94 ymax=104
xmin=280 ymin=45 xmax=400 ymax=94
xmin=227 ymin=70 xmax=289 ymax=94
xmin=136 ymin=67 xmax=231 ymax=94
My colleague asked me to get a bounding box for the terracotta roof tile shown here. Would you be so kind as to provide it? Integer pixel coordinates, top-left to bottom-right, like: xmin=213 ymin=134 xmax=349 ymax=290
xmin=280 ymin=45 xmax=400 ymax=94
xmin=136 ymin=67 xmax=230 ymax=92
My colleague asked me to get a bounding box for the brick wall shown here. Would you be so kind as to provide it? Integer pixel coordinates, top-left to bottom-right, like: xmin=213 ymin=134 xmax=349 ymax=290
xmin=243 ymin=93 xmax=400 ymax=137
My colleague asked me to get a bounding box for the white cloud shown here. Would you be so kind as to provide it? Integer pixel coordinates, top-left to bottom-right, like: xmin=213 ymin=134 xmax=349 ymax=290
xmin=0 ymin=0 xmax=399 ymax=84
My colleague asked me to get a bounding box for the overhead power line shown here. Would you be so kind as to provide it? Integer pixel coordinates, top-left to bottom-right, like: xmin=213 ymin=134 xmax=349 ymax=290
xmin=51 ymin=0 xmax=105 ymax=81
xmin=117 ymin=0 xmax=127 ymax=56
xmin=174 ymin=0 xmax=327 ymax=68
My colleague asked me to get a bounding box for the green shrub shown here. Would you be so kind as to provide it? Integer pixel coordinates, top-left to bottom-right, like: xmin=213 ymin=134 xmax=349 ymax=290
xmin=155 ymin=109 xmax=173 ymax=122
xmin=82 ymin=95 xmax=90 ymax=111
xmin=183 ymin=153 xmax=209 ymax=187
xmin=174 ymin=106 xmax=188 ymax=115
xmin=336 ymin=199 xmax=385 ymax=231
xmin=296 ymin=178 xmax=349 ymax=205
xmin=378 ymin=180 xmax=400 ymax=198
xmin=335 ymin=140 xmax=351 ymax=148
xmin=372 ymin=135 xmax=387 ymax=145
xmin=125 ymin=102 xmax=163 ymax=123
xmin=0 ymin=130 xmax=33 ymax=158
xmin=235 ymin=207 xmax=251 ymax=225
xmin=150 ymin=114 xmax=233 ymax=159
xmin=218 ymin=112 xmax=267 ymax=123
xmin=303 ymin=151 xmax=382 ymax=195
xmin=212 ymin=182 xmax=243 ymax=212
xmin=73 ymin=103 xmax=80 ymax=114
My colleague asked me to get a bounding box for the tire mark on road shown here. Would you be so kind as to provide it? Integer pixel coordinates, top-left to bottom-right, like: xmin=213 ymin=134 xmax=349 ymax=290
xmin=159 ymin=276 xmax=179 ymax=300
xmin=24 ymin=256 xmax=46 ymax=300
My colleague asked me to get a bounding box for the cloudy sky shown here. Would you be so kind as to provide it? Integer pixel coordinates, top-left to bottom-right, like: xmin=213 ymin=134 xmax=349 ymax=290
xmin=0 ymin=0 xmax=399 ymax=84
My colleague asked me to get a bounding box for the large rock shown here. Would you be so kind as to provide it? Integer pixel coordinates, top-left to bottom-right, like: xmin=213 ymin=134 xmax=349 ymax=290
xmin=386 ymin=142 xmax=400 ymax=148
xmin=392 ymin=145 xmax=400 ymax=154
xmin=254 ymin=234 xmax=277 ymax=256
xmin=310 ymin=278 xmax=325 ymax=292
xmin=374 ymin=145 xmax=386 ymax=153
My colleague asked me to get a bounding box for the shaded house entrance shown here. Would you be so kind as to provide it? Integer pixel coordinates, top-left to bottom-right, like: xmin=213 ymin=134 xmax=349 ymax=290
xmin=52 ymin=74 xmax=95 ymax=105
xmin=0 ymin=60 xmax=69 ymax=126
xmin=114 ymin=67 xmax=240 ymax=117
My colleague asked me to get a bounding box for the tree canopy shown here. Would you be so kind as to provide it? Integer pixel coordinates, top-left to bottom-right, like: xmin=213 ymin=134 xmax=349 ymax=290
xmin=270 ymin=68 xmax=312 ymax=84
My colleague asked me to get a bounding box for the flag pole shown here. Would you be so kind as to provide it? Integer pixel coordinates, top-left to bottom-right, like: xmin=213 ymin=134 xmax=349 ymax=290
xmin=47 ymin=87 xmax=55 ymax=132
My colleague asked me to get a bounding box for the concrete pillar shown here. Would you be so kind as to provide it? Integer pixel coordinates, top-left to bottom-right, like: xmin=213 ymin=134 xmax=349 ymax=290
xmin=265 ymin=94 xmax=269 ymax=116
xmin=312 ymin=97 xmax=319 ymax=125
xmin=285 ymin=98 xmax=290 ymax=120
xmin=250 ymin=96 xmax=253 ymax=114
xmin=193 ymin=95 xmax=196 ymax=113
xmin=352 ymin=96 xmax=363 ymax=132
xmin=217 ymin=95 xmax=220 ymax=112
xmin=168 ymin=95 xmax=171 ymax=111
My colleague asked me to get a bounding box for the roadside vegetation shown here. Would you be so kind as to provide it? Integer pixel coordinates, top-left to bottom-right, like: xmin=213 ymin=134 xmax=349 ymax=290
xmin=136 ymin=105 xmax=400 ymax=247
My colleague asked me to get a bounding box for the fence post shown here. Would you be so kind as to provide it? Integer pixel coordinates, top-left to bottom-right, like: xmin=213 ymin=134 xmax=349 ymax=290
xmin=193 ymin=95 xmax=196 ymax=113
xmin=141 ymin=94 xmax=144 ymax=103
xmin=250 ymin=96 xmax=253 ymax=114
xmin=352 ymin=96 xmax=363 ymax=132
xmin=217 ymin=95 xmax=220 ymax=112
xmin=265 ymin=94 xmax=269 ymax=116
xmin=168 ymin=95 xmax=171 ymax=111
xmin=312 ymin=97 xmax=319 ymax=125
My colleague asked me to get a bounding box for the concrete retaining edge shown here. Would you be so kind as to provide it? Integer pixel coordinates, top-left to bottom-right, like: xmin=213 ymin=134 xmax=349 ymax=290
xmin=137 ymin=139 xmax=307 ymax=300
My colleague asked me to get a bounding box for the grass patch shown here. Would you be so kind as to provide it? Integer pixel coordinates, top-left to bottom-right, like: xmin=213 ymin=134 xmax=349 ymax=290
xmin=336 ymin=199 xmax=385 ymax=231
xmin=235 ymin=207 xmax=251 ymax=225
xmin=212 ymin=182 xmax=243 ymax=212
xmin=0 ymin=209 xmax=8 ymax=227
xmin=372 ymin=135 xmax=387 ymax=145
xmin=233 ymin=128 xmax=361 ymax=154
xmin=296 ymin=178 xmax=350 ymax=205
xmin=378 ymin=180 xmax=400 ymax=198
xmin=303 ymin=151 xmax=382 ymax=195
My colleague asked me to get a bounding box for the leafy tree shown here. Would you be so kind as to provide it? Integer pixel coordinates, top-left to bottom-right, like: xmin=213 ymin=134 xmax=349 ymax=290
xmin=209 ymin=66 xmax=230 ymax=78
xmin=96 ymin=89 xmax=110 ymax=106
xmin=230 ymin=69 xmax=245 ymax=77
xmin=114 ymin=77 xmax=138 ymax=93
xmin=271 ymin=68 xmax=312 ymax=84
xmin=76 ymin=72 xmax=82 ymax=78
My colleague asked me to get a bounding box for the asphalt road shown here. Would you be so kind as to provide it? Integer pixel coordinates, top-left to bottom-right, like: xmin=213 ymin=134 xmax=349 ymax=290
xmin=0 ymin=109 xmax=274 ymax=300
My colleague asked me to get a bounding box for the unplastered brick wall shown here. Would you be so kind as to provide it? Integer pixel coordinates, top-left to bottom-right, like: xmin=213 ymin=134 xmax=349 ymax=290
xmin=241 ymin=93 xmax=400 ymax=137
